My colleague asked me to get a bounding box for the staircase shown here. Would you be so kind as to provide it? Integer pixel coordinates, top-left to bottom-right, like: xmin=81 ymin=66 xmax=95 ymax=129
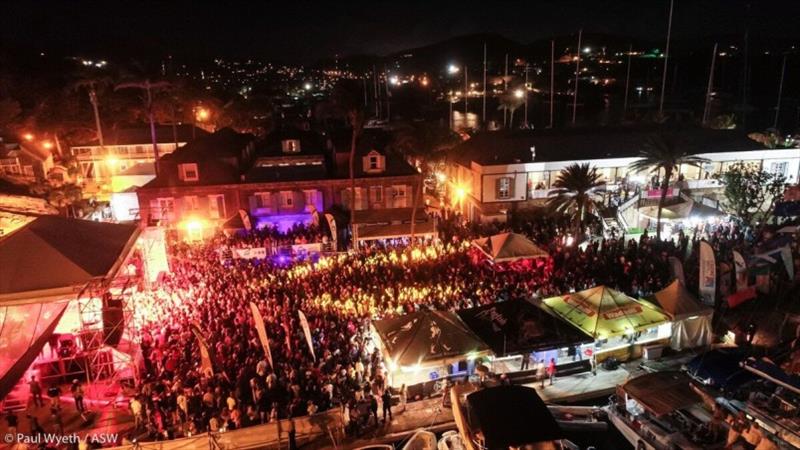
xmin=1 ymin=377 xmax=30 ymax=412
xmin=601 ymin=216 xmax=623 ymax=238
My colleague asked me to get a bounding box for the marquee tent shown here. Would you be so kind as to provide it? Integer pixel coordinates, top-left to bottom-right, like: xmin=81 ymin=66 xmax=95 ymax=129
xmin=457 ymin=299 xmax=592 ymax=357
xmin=542 ymin=286 xmax=670 ymax=340
xmin=471 ymin=232 xmax=549 ymax=262
xmin=644 ymin=280 xmax=713 ymax=350
xmin=0 ymin=216 xmax=140 ymax=399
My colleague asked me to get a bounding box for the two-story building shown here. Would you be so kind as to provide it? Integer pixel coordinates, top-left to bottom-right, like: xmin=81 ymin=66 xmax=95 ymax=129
xmin=135 ymin=127 xmax=425 ymax=243
xmin=448 ymin=127 xmax=800 ymax=223
xmin=70 ymin=124 xmax=208 ymax=196
xmin=0 ymin=139 xmax=54 ymax=180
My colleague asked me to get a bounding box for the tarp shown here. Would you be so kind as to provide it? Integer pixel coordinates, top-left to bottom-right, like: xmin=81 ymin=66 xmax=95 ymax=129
xmin=645 ymin=280 xmax=713 ymax=350
xmin=0 ymin=302 xmax=68 ymax=400
xmin=0 ymin=216 xmax=139 ymax=298
xmin=372 ymin=310 xmax=490 ymax=367
xmin=471 ymin=232 xmax=549 ymax=262
xmin=622 ymin=371 xmax=701 ymax=416
xmin=743 ymin=357 xmax=800 ymax=396
xmin=466 ymin=385 xmax=563 ymax=448
xmin=542 ymin=286 xmax=670 ymax=339
xmin=457 ymin=299 xmax=592 ymax=356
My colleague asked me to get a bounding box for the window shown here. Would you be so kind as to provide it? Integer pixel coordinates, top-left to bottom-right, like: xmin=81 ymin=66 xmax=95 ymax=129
xmin=184 ymin=196 xmax=199 ymax=211
xmin=281 ymin=191 xmax=294 ymax=208
xmin=363 ymin=150 xmax=385 ymax=174
xmin=23 ymin=165 xmax=35 ymax=177
xmin=281 ymin=139 xmax=301 ymax=153
xmin=303 ymin=190 xmax=316 ymax=207
xmin=370 ymin=186 xmax=383 ymax=203
xmin=156 ymin=197 xmax=175 ymax=220
xmin=770 ymin=161 xmax=788 ymax=176
xmin=179 ymin=163 xmax=199 ymax=181
xmin=496 ymin=177 xmax=512 ymax=199
xmin=208 ymin=194 xmax=225 ymax=219
xmin=134 ymin=145 xmax=146 ymax=154
xmin=254 ymin=192 xmax=271 ymax=209
xmin=369 ymin=155 xmax=379 ymax=170
xmin=392 ymin=185 xmax=407 ymax=207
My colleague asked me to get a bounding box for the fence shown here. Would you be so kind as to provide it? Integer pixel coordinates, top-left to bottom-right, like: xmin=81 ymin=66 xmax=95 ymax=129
xmin=108 ymin=409 xmax=343 ymax=450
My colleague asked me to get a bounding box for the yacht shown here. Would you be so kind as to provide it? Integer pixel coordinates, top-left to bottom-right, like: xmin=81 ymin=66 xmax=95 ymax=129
xmin=606 ymin=371 xmax=728 ymax=450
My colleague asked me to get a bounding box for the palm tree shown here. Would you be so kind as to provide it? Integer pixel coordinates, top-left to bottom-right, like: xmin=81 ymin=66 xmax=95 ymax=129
xmin=497 ymin=93 xmax=524 ymax=129
xmin=115 ymin=79 xmax=172 ymax=175
xmin=332 ymin=80 xmax=364 ymax=246
xmin=629 ymin=135 xmax=709 ymax=240
xmin=547 ymin=163 xmax=606 ymax=240
xmin=71 ymin=73 xmax=112 ymax=151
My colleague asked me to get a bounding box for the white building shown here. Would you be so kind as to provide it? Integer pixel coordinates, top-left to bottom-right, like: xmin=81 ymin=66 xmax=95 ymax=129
xmin=447 ymin=127 xmax=800 ymax=223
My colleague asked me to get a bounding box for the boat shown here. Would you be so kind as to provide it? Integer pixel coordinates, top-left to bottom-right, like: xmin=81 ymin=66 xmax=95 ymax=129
xmin=401 ymin=430 xmax=438 ymax=450
xmin=450 ymin=383 xmax=577 ymax=450
xmin=547 ymin=405 xmax=608 ymax=432
xmin=606 ymin=371 xmax=728 ymax=450
xmin=438 ymin=430 xmax=467 ymax=450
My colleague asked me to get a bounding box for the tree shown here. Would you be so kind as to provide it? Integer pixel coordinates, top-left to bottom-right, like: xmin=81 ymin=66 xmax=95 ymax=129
xmin=115 ymin=79 xmax=172 ymax=175
xmin=331 ymin=80 xmax=364 ymax=245
xmin=70 ymin=71 xmax=113 ymax=150
xmin=547 ymin=163 xmax=605 ymax=240
xmin=629 ymin=135 xmax=708 ymax=240
xmin=716 ymin=162 xmax=786 ymax=227
xmin=497 ymin=92 xmax=524 ymax=129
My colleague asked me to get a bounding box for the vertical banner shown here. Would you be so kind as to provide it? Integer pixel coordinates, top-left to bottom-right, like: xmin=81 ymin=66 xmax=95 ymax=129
xmin=250 ymin=302 xmax=274 ymax=369
xmin=324 ymin=213 xmax=337 ymax=245
xmin=238 ymin=209 xmax=252 ymax=232
xmin=732 ymin=250 xmax=748 ymax=292
xmin=190 ymin=321 xmax=214 ymax=376
xmin=780 ymin=246 xmax=795 ymax=281
xmin=699 ymin=241 xmax=717 ymax=306
xmin=298 ymin=311 xmax=316 ymax=361
xmin=668 ymin=256 xmax=685 ymax=285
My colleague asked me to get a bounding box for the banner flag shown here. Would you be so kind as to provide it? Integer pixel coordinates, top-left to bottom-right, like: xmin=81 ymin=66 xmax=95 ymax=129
xmin=238 ymin=209 xmax=253 ymax=231
xmin=190 ymin=321 xmax=214 ymax=376
xmin=780 ymin=246 xmax=795 ymax=281
xmin=298 ymin=310 xmax=316 ymax=361
xmin=324 ymin=213 xmax=337 ymax=242
xmin=668 ymin=256 xmax=685 ymax=285
xmin=250 ymin=302 xmax=274 ymax=369
xmin=699 ymin=240 xmax=717 ymax=306
xmin=732 ymin=250 xmax=748 ymax=292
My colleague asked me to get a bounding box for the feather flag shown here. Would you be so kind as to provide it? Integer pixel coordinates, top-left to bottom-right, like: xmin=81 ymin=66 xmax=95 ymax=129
xmin=249 ymin=302 xmax=274 ymax=370
xmin=298 ymin=310 xmax=316 ymax=361
xmin=699 ymin=241 xmax=716 ymax=306
xmin=190 ymin=321 xmax=214 ymax=376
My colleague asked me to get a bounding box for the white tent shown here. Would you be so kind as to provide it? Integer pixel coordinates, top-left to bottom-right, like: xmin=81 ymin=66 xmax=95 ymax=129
xmin=471 ymin=232 xmax=549 ymax=263
xmin=645 ymin=280 xmax=713 ymax=350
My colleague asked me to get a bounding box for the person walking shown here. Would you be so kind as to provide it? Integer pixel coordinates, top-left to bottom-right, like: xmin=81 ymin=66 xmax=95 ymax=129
xmin=369 ymin=395 xmax=379 ymax=426
xmin=71 ymin=379 xmax=85 ymax=413
xmin=547 ymin=358 xmax=557 ymax=386
xmin=381 ymin=388 xmax=392 ymax=423
xmin=536 ymin=360 xmax=546 ymax=388
xmin=399 ymin=384 xmax=407 ymax=413
xmin=29 ymin=376 xmax=43 ymax=408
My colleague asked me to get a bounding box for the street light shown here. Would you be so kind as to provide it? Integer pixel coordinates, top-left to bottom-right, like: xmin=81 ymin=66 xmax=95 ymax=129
xmin=195 ymin=107 xmax=210 ymax=122
xmin=42 ymin=141 xmax=54 ymax=150
xmin=22 ymin=133 xmax=34 ymax=142
xmin=514 ymin=89 xmax=524 ymax=99
xmin=303 ymin=82 xmax=312 ymax=91
xmin=447 ymin=64 xmax=460 ymax=75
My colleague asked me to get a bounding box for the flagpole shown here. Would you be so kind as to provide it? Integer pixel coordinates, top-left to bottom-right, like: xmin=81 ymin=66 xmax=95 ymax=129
xmin=504 ymin=53 xmax=509 ymax=127
xmin=623 ymin=44 xmax=632 ymax=118
xmin=572 ymin=29 xmax=582 ymax=125
xmin=464 ymin=64 xmax=468 ymax=120
xmin=658 ymin=0 xmax=674 ymax=116
xmin=773 ymin=53 xmax=787 ymax=129
xmin=524 ymin=63 xmax=529 ymax=127
xmin=482 ymin=42 xmax=487 ymax=126
xmin=703 ymin=43 xmax=718 ymax=125
xmin=549 ymin=39 xmax=555 ymax=128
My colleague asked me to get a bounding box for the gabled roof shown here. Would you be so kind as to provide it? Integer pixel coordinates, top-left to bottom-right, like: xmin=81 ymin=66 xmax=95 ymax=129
xmin=457 ymin=299 xmax=592 ymax=356
xmin=646 ymin=280 xmax=712 ymax=320
xmin=542 ymin=285 xmax=670 ymax=338
xmin=372 ymin=310 xmax=489 ymax=366
xmin=162 ymin=128 xmax=254 ymax=163
xmin=471 ymin=232 xmax=549 ymax=262
xmin=76 ymin=124 xmax=208 ymax=146
xmin=0 ymin=216 xmax=139 ymax=297
xmin=450 ymin=126 xmax=772 ymax=167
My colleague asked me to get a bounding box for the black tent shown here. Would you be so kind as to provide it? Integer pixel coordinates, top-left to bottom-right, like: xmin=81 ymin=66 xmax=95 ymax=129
xmin=467 ymin=385 xmax=563 ymax=449
xmin=372 ymin=310 xmax=490 ymax=367
xmin=457 ymin=299 xmax=592 ymax=357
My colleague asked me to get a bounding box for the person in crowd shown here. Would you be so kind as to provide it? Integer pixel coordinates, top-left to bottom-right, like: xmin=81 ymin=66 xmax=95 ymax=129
xmin=29 ymin=376 xmax=43 ymax=408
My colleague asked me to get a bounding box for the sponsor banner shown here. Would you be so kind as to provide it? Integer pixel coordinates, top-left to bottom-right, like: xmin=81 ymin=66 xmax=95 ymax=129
xmin=250 ymin=302 xmax=274 ymax=369
xmin=292 ymin=243 xmax=323 ymax=254
xmin=238 ymin=209 xmax=253 ymax=231
xmin=699 ymin=241 xmax=716 ymax=306
xmin=601 ymin=305 xmax=643 ymax=321
xmin=668 ymin=256 xmax=685 ymax=285
xmin=298 ymin=310 xmax=316 ymax=361
xmin=233 ymin=247 xmax=267 ymax=259
xmin=563 ymin=295 xmax=597 ymax=317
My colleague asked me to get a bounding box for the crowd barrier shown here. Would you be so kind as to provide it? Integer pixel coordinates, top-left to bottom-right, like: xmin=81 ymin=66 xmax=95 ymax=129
xmin=107 ymin=408 xmax=343 ymax=450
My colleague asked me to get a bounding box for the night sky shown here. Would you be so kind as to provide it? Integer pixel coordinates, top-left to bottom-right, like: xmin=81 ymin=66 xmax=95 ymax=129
xmin=3 ymin=0 xmax=799 ymax=62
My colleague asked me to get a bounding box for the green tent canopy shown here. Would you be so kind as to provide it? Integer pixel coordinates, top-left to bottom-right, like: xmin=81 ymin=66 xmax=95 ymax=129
xmin=542 ymin=286 xmax=670 ymax=339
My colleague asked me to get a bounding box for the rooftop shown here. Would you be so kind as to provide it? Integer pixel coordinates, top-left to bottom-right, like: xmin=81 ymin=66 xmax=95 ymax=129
xmin=74 ymin=124 xmax=208 ymax=147
xmin=450 ymin=126 xmax=773 ymax=167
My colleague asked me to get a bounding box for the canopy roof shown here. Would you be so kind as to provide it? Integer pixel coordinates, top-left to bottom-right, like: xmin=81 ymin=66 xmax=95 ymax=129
xmin=372 ymin=310 xmax=489 ymax=367
xmin=639 ymin=199 xmax=725 ymax=222
xmin=646 ymin=280 xmax=713 ymax=320
xmin=622 ymin=371 xmax=702 ymax=416
xmin=0 ymin=216 xmax=139 ymax=299
xmin=467 ymin=385 xmax=563 ymax=448
xmin=542 ymin=286 xmax=670 ymax=339
xmin=457 ymin=299 xmax=592 ymax=356
xmin=471 ymin=232 xmax=549 ymax=262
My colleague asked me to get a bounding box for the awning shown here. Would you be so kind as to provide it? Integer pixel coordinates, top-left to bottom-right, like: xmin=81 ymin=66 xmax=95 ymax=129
xmin=622 ymin=371 xmax=701 ymax=416
xmin=457 ymin=299 xmax=592 ymax=356
xmin=471 ymin=232 xmax=549 ymax=262
xmin=372 ymin=310 xmax=490 ymax=367
xmin=467 ymin=385 xmax=563 ymax=448
xmin=0 ymin=216 xmax=140 ymax=301
xmin=542 ymin=286 xmax=670 ymax=339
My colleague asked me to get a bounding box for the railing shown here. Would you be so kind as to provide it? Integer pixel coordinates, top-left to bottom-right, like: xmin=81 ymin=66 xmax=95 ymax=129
xmin=683 ymin=179 xmax=722 ymax=190
xmin=106 ymin=409 xmax=343 ymax=450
